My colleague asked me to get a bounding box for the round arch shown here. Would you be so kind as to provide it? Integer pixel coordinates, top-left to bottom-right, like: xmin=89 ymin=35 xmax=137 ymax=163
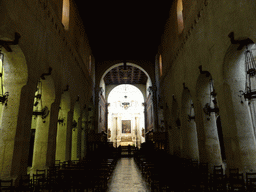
xmin=222 ymin=42 xmax=256 ymax=173
xmin=107 ymin=84 xmax=145 ymax=148
xmin=0 ymin=43 xmax=28 ymax=178
xmin=100 ymin=62 xmax=153 ymax=101
xmin=100 ymin=62 xmax=153 ymax=87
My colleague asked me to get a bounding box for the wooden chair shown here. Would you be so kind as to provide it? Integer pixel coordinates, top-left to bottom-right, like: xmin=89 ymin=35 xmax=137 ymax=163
xmin=246 ymin=172 xmax=256 ymax=192
xmin=196 ymin=163 xmax=209 ymax=191
xmin=17 ymin=175 xmax=33 ymax=192
xmin=47 ymin=167 xmax=59 ymax=191
xmin=0 ymin=179 xmax=14 ymax=192
xmin=210 ymin=165 xmax=227 ymax=191
xmin=229 ymin=168 xmax=245 ymax=191
xmin=33 ymin=169 xmax=47 ymax=191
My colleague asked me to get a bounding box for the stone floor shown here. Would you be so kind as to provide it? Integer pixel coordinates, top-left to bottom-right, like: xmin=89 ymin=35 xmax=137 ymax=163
xmin=107 ymin=157 xmax=151 ymax=192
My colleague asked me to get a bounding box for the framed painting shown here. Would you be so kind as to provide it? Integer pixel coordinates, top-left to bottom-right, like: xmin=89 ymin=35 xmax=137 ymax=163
xmin=122 ymin=120 xmax=131 ymax=133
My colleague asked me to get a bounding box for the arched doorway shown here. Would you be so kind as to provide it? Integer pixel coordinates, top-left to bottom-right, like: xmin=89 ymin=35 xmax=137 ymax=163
xmin=95 ymin=62 xmax=158 ymax=151
xmin=108 ymin=84 xmax=145 ymax=148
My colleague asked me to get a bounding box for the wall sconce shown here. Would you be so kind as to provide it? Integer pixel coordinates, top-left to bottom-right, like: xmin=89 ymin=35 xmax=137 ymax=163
xmin=33 ymin=106 xmax=49 ymax=119
xmin=203 ymin=78 xmax=219 ymax=116
xmin=0 ymin=92 xmax=9 ymax=106
xmin=239 ymin=46 xmax=256 ymax=102
xmin=58 ymin=118 xmax=65 ymax=125
xmin=72 ymin=120 xmax=77 ymax=131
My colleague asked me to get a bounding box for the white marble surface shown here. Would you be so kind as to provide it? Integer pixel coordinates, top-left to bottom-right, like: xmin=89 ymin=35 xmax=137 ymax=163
xmin=107 ymin=157 xmax=150 ymax=192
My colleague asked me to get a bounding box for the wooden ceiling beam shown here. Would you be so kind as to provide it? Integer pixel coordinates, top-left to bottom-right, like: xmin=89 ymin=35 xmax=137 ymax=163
xmin=110 ymin=69 xmax=114 ymax=84
xmin=117 ymin=66 xmax=121 ymax=84
xmin=131 ymin=66 xmax=134 ymax=84
xmin=137 ymin=69 xmax=141 ymax=83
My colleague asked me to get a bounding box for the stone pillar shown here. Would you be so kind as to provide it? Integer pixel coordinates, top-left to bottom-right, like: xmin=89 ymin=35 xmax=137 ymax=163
xmin=83 ymin=119 xmax=89 ymax=158
xmin=113 ymin=116 xmax=117 ymax=148
xmin=149 ymin=86 xmax=159 ymax=131
xmin=46 ymin=102 xmax=59 ymax=167
xmin=65 ymin=111 xmax=73 ymax=161
xmin=71 ymin=119 xmax=78 ymax=160
xmin=76 ymin=117 xmax=82 ymax=159
xmin=32 ymin=101 xmax=55 ymax=172
xmin=81 ymin=111 xmax=88 ymax=159
xmin=197 ymin=87 xmax=223 ymax=171
xmin=224 ymin=80 xmax=256 ymax=173
xmin=143 ymin=102 xmax=147 ymax=137
xmin=94 ymin=87 xmax=102 ymax=133
xmin=117 ymin=116 xmax=121 ymax=147
xmin=17 ymin=83 xmax=36 ymax=178
xmin=183 ymin=119 xmax=199 ymax=160
xmin=55 ymin=109 xmax=69 ymax=161
xmin=181 ymin=96 xmax=199 ymax=160
xmin=0 ymin=83 xmax=33 ymax=180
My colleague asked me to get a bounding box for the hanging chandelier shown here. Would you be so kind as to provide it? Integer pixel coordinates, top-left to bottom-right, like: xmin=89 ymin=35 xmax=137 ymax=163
xmin=121 ymin=84 xmax=130 ymax=110
xmin=240 ymin=46 xmax=256 ymax=101
xmin=122 ymin=95 xmax=130 ymax=110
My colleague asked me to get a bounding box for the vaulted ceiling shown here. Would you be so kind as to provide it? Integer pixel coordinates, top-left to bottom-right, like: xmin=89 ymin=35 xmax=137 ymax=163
xmin=75 ymin=1 xmax=174 ymax=63
xmin=104 ymin=65 xmax=148 ymax=85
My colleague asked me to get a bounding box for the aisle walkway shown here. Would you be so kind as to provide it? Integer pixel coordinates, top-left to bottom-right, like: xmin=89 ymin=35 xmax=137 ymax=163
xmin=107 ymin=157 xmax=150 ymax=192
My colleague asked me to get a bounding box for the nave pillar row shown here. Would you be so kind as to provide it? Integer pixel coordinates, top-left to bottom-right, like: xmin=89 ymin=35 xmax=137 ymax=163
xmin=223 ymin=44 xmax=256 ymax=173
xmin=0 ymin=46 xmax=29 ymax=180
xmin=195 ymin=73 xmax=223 ymax=171
xmin=181 ymin=88 xmax=199 ymax=161
xmin=31 ymin=76 xmax=56 ymax=172
xmin=55 ymin=91 xmax=71 ymax=162
xmin=0 ymin=83 xmax=29 ymax=179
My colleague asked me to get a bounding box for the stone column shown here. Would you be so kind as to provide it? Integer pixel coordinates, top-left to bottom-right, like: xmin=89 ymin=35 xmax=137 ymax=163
xmin=55 ymin=109 xmax=69 ymax=161
xmin=197 ymin=91 xmax=223 ymax=171
xmin=65 ymin=111 xmax=73 ymax=161
xmin=81 ymin=110 xmax=88 ymax=159
xmin=143 ymin=102 xmax=147 ymax=138
xmin=181 ymin=97 xmax=199 ymax=160
xmin=46 ymin=102 xmax=60 ymax=167
xmin=94 ymin=87 xmax=102 ymax=133
xmin=183 ymin=119 xmax=199 ymax=160
xmin=224 ymin=79 xmax=256 ymax=173
xmin=0 ymin=82 xmax=33 ymax=180
xmin=149 ymin=86 xmax=159 ymax=131
xmin=32 ymin=101 xmax=55 ymax=172
xmin=113 ymin=116 xmax=117 ymax=148
xmin=71 ymin=118 xmax=78 ymax=160
xmin=76 ymin=117 xmax=82 ymax=159
xmin=17 ymin=83 xmax=36 ymax=178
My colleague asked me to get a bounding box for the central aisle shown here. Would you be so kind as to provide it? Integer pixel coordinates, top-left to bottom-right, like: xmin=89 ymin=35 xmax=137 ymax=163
xmin=107 ymin=157 xmax=150 ymax=192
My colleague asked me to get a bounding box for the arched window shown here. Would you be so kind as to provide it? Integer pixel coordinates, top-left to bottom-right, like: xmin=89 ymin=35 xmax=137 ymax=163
xmin=159 ymin=54 xmax=163 ymax=77
xmin=62 ymin=0 xmax=70 ymax=30
xmin=177 ymin=0 xmax=184 ymax=34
